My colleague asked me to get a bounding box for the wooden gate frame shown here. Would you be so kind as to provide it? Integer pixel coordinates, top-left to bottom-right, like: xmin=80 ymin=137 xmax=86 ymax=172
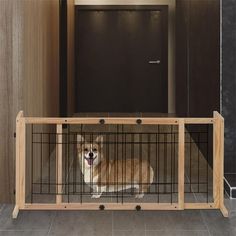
xmin=12 ymin=111 xmax=228 ymax=218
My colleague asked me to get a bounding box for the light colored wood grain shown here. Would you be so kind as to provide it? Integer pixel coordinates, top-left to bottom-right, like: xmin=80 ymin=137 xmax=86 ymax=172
xmin=19 ymin=116 xmax=26 ymax=208
xmin=184 ymin=118 xmax=214 ymax=124
xmin=24 ymin=203 xmax=179 ymax=210
xmin=0 ymin=0 xmax=59 ymax=203
xmin=24 ymin=117 xmax=215 ymax=125
xmin=213 ymin=111 xmax=228 ymax=217
xmin=213 ymin=112 xmax=220 ymax=207
xmin=216 ymin=112 xmax=229 ymax=217
xmin=13 ymin=111 xmax=24 ymax=218
xmin=185 ymin=203 xmax=215 ymax=209
xmin=0 ymin=0 xmax=14 ymax=203
xmin=56 ymin=125 xmax=63 ymax=204
xmin=24 ymin=117 xmax=179 ymax=124
xmin=178 ymin=119 xmax=185 ymax=210
xmin=12 ymin=205 xmax=19 ymax=219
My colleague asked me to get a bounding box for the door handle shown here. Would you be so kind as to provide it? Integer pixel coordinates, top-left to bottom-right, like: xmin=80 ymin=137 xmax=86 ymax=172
xmin=148 ymin=60 xmax=161 ymax=64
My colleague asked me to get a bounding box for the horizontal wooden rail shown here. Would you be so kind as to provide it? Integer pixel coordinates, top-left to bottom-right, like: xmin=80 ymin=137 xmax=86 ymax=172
xmin=24 ymin=117 xmax=214 ymax=125
xmin=23 ymin=202 xmax=218 ymax=211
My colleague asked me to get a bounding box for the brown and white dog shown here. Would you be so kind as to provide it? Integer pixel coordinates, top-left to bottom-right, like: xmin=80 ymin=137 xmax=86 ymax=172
xmin=77 ymin=135 xmax=154 ymax=198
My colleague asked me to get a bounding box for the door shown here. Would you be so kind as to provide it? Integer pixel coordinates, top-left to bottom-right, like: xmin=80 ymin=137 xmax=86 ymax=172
xmin=75 ymin=5 xmax=168 ymax=113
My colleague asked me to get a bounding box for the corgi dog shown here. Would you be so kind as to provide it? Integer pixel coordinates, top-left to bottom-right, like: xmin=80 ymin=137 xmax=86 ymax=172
xmin=77 ymin=135 xmax=154 ymax=198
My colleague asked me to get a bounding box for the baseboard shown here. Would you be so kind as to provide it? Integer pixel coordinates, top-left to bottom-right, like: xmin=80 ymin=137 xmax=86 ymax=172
xmin=224 ymin=174 xmax=236 ymax=199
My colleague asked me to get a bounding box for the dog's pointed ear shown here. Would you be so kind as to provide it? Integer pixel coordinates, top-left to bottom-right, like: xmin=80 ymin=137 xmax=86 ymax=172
xmin=77 ymin=134 xmax=84 ymax=151
xmin=95 ymin=135 xmax=103 ymax=148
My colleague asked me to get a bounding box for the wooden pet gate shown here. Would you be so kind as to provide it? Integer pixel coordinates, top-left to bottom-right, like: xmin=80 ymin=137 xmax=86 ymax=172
xmin=13 ymin=111 xmax=228 ymax=218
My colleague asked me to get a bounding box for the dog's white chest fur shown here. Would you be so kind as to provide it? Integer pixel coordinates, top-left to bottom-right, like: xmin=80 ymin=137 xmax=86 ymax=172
xmin=83 ymin=168 xmax=98 ymax=190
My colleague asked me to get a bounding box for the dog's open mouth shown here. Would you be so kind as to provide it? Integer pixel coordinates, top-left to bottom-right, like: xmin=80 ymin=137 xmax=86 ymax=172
xmin=85 ymin=157 xmax=96 ymax=166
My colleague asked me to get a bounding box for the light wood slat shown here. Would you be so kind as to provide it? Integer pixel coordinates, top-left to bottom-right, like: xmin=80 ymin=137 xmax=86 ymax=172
xmin=12 ymin=111 xmax=24 ymax=218
xmin=56 ymin=125 xmax=63 ymax=204
xmin=23 ymin=203 xmax=179 ymax=210
xmin=213 ymin=111 xmax=228 ymax=217
xmin=213 ymin=112 xmax=220 ymax=207
xmin=184 ymin=118 xmax=214 ymax=124
xmin=24 ymin=117 xmax=214 ymax=125
xmin=24 ymin=117 xmax=179 ymax=124
xmin=19 ymin=117 xmax=26 ymax=209
xmin=185 ymin=203 xmax=215 ymax=209
xmin=178 ymin=119 xmax=185 ymax=210
xmin=217 ymin=113 xmax=229 ymax=217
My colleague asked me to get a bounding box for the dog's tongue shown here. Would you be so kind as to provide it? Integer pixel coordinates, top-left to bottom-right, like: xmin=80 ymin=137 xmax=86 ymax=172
xmin=87 ymin=159 xmax=93 ymax=165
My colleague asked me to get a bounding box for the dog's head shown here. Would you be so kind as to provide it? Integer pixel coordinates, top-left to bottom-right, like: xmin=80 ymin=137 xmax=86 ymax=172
xmin=77 ymin=134 xmax=103 ymax=168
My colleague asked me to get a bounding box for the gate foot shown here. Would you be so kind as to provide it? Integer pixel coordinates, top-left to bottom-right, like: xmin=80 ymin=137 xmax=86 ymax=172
xmin=220 ymin=205 xmax=229 ymax=217
xmin=12 ymin=205 xmax=19 ymax=219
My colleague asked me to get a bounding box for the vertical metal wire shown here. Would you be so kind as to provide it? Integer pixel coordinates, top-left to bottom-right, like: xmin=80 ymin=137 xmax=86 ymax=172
xmin=106 ymin=133 xmax=109 ymax=194
xmin=67 ymin=125 xmax=70 ymax=203
xmin=31 ymin=124 xmax=34 ymax=203
xmin=139 ymin=133 xmax=142 ymax=195
xmin=164 ymin=133 xmax=167 ymax=193
xmin=131 ymin=133 xmax=134 ymax=195
xmin=121 ymin=125 xmax=124 ymax=203
xmin=190 ymin=132 xmax=192 ymax=192
xmin=40 ymin=132 xmax=43 ymax=194
xmin=170 ymin=126 xmax=173 ymax=203
xmin=48 ymin=133 xmax=50 ymax=194
xmin=64 ymin=129 xmax=67 ymax=197
xmin=124 ymin=132 xmax=127 ymax=195
xmin=206 ymin=125 xmax=209 ymax=203
xmin=105 ymin=133 xmax=108 ymax=194
xmin=158 ymin=125 xmax=160 ymax=203
xmin=98 ymin=132 xmax=101 ymax=198
xmin=197 ymin=132 xmax=200 ymax=193
xmin=82 ymin=132 xmax=85 ymax=199
xmin=90 ymin=133 xmax=93 ymax=195
xmin=116 ymin=125 xmax=119 ymax=203
xmin=147 ymin=133 xmax=151 ymax=194
xmin=80 ymin=124 xmax=83 ymax=204
xmin=173 ymin=132 xmax=176 ymax=193
xmin=155 ymin=132 xmax=158 ymax=202
xmin=73 ymin=133 xmax=76 ymax=195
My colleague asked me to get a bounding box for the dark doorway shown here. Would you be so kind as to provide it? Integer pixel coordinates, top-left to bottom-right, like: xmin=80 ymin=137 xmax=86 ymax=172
xmin=75 ymin=5 xmax=168 ymax=113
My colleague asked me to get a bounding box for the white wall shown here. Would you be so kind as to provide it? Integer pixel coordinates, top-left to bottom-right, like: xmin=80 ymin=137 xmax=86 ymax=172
xmin=75 ymin=0 xmax=176 ymax=113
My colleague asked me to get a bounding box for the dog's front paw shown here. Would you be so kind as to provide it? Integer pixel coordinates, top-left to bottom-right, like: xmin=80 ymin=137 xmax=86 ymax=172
xmin=91 ymin=193 xmax=102 ymax=198
xmin=135 ymin=193 xmax=144 ymax=199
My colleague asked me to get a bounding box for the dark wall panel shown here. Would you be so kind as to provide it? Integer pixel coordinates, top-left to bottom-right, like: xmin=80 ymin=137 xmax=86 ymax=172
xmin=188 ymin=0 xmax=220 ymax=117
xmin=175 ymin=0 xmax=220 ymax=117
xmin=175 ymin=0 xmax=189 ymax=116
xmin=222 ymin=0 xmax=236 ymax=173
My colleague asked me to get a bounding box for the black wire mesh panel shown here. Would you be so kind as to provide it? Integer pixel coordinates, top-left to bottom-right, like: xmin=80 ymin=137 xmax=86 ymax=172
xmin=184 ymin=124 xmax=213 ymax=203
xmin=25 ymin=124 xmax=180 ymax=204
xmin=25 ymin=123 xmax=212 ymax=205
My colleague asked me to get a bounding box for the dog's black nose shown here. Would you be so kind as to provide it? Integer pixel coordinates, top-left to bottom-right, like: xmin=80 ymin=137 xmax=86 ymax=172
xmin=89 ymin=152 xmax=93 ymax=158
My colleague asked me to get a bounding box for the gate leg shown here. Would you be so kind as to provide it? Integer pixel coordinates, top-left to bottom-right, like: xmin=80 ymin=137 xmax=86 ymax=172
xmin=12 ymin=205 xmax=19 ymax=219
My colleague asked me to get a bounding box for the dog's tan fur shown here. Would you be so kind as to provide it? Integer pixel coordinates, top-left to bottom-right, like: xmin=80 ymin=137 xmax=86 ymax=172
xmin=77 ymin=135 xmax=154 ymax=198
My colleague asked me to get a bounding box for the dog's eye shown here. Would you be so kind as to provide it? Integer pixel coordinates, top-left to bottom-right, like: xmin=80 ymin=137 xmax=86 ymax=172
xmin=93 ymin=148 xmax=97 ymax=152
xmin=84 ymin=148 xmax=88 ymax=152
